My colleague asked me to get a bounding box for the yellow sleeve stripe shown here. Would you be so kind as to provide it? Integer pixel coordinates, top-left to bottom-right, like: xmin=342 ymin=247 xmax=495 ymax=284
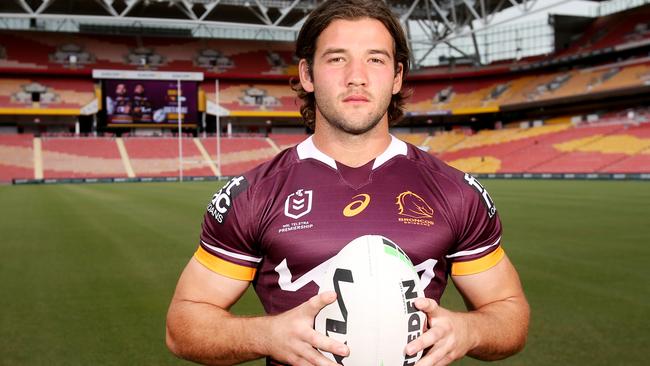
xmin=451 ymin=246 xmax=505 ymax=276
xmin=194 ymin=246 xmax=257 ymax=281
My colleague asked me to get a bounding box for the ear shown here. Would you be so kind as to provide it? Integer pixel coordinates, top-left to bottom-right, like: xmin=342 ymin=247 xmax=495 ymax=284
xmin=299 ymin=59 xmax=314 ymax=93
xmin=392 ymin=62 xmax=403 ymax=95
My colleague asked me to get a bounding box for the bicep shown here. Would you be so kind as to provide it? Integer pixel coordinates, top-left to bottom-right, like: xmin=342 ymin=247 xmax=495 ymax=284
xmin=171 ymin=257 xmax=250 ymax=310
xmin=451 ymin=254 xmax=525 ymax=310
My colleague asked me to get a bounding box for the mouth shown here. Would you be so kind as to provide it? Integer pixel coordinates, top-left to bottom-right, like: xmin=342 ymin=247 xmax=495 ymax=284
xmin=343 ymin=94 xmax=370 ymax=103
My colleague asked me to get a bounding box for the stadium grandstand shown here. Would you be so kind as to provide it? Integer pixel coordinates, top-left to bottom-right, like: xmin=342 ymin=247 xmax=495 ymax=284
xmin=1 ymin=0 xmax=650 ymax=184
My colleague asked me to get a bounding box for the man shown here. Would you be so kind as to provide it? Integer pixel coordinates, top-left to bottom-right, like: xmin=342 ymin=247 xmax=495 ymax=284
xmin=131 ymin=83 xmax=153 ymax=123
xmin=108 ymin=83 xmax=132 ymax=123
xmin=166 ymin=1 xmax=530 ymax=365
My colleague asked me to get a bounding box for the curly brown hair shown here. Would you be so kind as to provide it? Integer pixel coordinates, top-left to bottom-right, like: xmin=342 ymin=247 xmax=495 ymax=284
xmin=291 ymin=0 xmax=411 ymax=131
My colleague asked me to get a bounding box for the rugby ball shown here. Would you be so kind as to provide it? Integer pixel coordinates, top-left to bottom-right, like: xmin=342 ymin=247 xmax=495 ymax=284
xmin=314 ymin=235 xmax=425 ymax=366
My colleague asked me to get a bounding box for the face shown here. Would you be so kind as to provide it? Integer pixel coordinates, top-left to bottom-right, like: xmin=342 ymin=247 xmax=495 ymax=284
xmin=299 ymin=18 xmax=403 ymax=135
xmin=116 ymin=84 xmax=126 ymax=95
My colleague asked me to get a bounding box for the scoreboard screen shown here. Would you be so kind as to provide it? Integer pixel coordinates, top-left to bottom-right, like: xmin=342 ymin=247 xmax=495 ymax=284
xmin=104 ymin=79 xmax=198 ymax=126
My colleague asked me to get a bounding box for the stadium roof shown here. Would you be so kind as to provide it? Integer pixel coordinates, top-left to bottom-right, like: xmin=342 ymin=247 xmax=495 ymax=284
xmin=0 ymin=0 xmax=550 ymax=38
xmin=0 ymin=0 xmax=613 ymax=67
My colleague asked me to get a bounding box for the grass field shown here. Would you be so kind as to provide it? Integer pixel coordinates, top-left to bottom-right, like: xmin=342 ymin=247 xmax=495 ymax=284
xmin=1 ymin=180 xmax=648 ymax=365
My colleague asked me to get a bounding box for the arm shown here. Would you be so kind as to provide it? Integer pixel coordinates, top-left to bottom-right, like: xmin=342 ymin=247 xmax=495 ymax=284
xmin=406 ymin=254 xmax=530 ymax=366
xmin=166 ymin=258 xmax=349 ymax=366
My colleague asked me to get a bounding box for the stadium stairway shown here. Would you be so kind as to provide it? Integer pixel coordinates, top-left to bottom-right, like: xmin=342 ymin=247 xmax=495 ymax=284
xmin=40 ymin=137 xmax=128 ymax=179
xmin=0 ymin=134 xmax=34 ymax=182
xmin=425 ymin=131 xmax=467 ymax=154
xmin=394 ymin=133 xmax=428 ymax=146
xmin=522 ymin=124 xmax=629 ymax=173
xmin=585 ymin=124 xmax=650 ymax=172
xmin=0 ymin=78 xmax=95 ymax=113
xmin=590 ymin=62 xmax=650 ymax=92
xmin=433 ymin=124 xmax=644 ymax=174
xmin=602 ymin=146 xmax=650 ymax=172
xmin=0 ymin=135 xmax=302 ymax=182
xmin=199 ymin=137 xmax=277 ymax=176
xmin=427 ymin=126 xmax=557 ymax=173
xmin=3 ymin=124 xmax=650 ymax=183
xmin=268 ymin=133 xmax=307 ymax=151
xmin=122 ymin=137 xmax=214 ymax=178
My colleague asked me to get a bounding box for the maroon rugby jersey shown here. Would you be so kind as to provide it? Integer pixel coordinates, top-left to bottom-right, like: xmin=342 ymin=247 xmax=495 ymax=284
xmin=196 ymin=135 xmax=504 ymax=315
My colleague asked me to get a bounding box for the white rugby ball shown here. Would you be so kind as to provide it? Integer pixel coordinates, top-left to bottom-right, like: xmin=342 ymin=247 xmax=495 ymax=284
xmin=314 ymin=235 xmax=425 ymax=366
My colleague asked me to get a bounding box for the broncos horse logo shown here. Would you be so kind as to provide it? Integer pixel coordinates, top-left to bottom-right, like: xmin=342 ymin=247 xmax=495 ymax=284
xmin=396 ymin=191 xmax=434 ymax=219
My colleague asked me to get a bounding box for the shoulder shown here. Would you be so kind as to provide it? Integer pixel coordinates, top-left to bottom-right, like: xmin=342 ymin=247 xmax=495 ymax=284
xmin=239 ymin=146 xmax=301 ymax=191
xmin=206 ymin=146 xmax=299 ymax=224
xmin=403 ymin=142 xmax=497 ymax=217
xmin=404 ymin=143 xmax=466 ymax=193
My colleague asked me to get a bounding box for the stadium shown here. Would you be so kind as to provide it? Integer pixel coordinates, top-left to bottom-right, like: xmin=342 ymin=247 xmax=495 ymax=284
xmin=0 ymin=0 xmax=648 ymax=365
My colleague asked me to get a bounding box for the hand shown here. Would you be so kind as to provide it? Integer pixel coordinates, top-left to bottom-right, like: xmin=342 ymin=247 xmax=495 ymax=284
xmin=264 ymin=291 xmax=349 ymax=366
xmin=405 ymin=298 xmax=477 ymax=366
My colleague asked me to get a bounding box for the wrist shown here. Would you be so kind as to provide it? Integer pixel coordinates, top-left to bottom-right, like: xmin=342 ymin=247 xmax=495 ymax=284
xmin=456 ymin=310 xmax=483 ymax=354
xmin=250 ymin=314 xmax=276 ymax=358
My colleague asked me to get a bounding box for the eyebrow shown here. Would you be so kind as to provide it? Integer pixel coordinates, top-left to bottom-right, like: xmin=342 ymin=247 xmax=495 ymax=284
xmin=368 ymin=49 xmax=392 ymax=59
xmin=320 ymin=48 xmax=392 ymax=59
xmin=320 ymin=48 xmax=346 ymax=57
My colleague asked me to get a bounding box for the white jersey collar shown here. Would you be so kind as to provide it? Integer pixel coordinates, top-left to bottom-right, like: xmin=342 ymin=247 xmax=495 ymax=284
xmin=296 ymin=135 xmax=407 ymax=170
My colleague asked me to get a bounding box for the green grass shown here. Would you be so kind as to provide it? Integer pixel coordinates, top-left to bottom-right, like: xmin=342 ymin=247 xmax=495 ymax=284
xmin=0 ymin=180 xmax=648 ymax=365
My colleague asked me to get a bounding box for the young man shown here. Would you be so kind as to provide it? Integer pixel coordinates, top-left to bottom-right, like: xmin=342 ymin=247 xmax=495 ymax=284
xmin=166 ymin=1 xmax=530 ymax=365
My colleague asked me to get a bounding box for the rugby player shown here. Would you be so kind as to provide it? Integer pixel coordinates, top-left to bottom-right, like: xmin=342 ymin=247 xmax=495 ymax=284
xmin=166 ymin=0 xmax=530 ymax=365
xmin=131 ymin=83 xmax=153 ymax=123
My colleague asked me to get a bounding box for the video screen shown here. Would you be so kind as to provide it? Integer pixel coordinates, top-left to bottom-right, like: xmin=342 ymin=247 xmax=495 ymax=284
xmin=104 ymin=79 xmax=198 ymax=125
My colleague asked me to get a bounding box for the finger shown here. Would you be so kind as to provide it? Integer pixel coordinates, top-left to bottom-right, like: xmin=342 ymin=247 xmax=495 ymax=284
xmin=300 ymin=343 xmax=344 ymax=366
xmin=308 ymin=329 xmax=349 ymax=357
xmin=304 ymin=291 xmax=337 ymax=315
xmin=432 ymin=354 xmax=455 ymax=366
xmin=414 ymin=335 xmax=455 ymax=366
xmin=405 ymin=326 xmax=445 ymax=356
xmin=416 ymin=351 xmax=454 ymax=366
xmin=415 ymin=297 xmax=440 ymax=315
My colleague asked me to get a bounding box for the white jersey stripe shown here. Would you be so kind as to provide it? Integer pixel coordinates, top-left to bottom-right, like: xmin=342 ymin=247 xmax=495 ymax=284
xmin=445 ymin=237 xmax=501 ymax=259
xmin=372 ymin=135 xmax=407 ymax=170
xmin=296 ymin=136 xmax=337 ymax=169
xmin=201 ymin=240 xmax=263 ymax=263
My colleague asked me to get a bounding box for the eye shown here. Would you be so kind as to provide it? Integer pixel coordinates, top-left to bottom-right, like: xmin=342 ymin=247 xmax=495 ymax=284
xmin=369 ymin=57 xmax=386 ymax=64
xmin=328 ymin=56 xmax=345 ymax=63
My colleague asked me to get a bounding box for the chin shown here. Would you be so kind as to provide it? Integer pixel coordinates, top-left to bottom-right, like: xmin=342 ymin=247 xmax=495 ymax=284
xmin=336 ymin=119 xmax=383 ymax=135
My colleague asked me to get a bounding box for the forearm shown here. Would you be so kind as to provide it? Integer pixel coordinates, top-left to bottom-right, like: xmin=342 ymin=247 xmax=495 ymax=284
xmin=166 ymin=299 xmax=271 ymax=365
xmin=463 ymin=295 xmax=530 ymax=361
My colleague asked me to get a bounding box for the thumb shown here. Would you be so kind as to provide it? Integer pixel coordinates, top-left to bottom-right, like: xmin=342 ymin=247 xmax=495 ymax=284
xmin=415 ymin=297 xmax=440 ymax=316
xmin=304 ymin=291 xmax=337 ymax=315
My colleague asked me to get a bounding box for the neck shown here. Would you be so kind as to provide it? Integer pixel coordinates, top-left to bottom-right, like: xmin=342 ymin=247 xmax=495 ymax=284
xmin=312 ymin=119 xmax=392 ymax=168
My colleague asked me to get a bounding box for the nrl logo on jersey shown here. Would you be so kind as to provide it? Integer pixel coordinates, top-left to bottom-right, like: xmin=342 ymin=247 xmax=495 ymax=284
xmin=278 ymin=189 xmax=314 ymax=234
xmin=284 ymin=188 xmax=313 ymax=219
xmin=207 ymin=176 xmax=248 ymax=224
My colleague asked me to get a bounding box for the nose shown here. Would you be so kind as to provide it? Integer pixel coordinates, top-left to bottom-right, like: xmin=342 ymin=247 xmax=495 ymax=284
xmin=345 ymin=59 xmax=368 ymax=87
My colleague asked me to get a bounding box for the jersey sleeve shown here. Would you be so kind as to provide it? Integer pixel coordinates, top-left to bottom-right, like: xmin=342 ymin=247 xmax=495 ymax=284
xmin=448 ymin=173 xmax=504 ymax=276
xmin=195 ymin=175 xmax=261 ymax=281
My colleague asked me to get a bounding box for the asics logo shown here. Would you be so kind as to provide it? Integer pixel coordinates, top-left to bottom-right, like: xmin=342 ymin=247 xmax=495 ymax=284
xmin=342 ymin=194 xmax=371 ymax=217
